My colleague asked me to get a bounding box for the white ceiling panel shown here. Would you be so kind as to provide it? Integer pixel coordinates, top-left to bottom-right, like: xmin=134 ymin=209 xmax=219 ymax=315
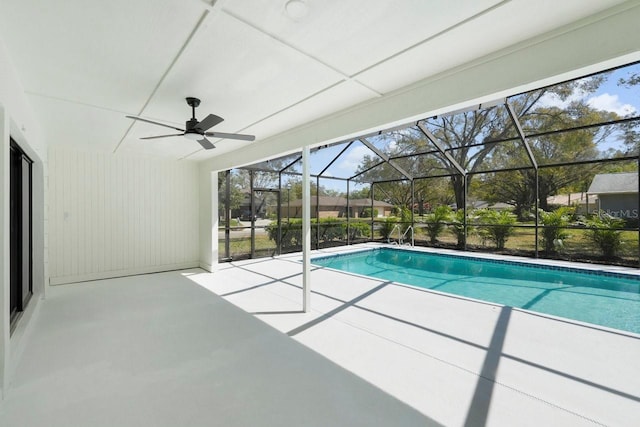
xmin=184 ymin=139 xmax=255 ymax=162
xmin=0 ymin=0 xmax=203 ymax=111
xmin=222 ymin=0 xmax=502 ymax=76
xmin=356 ymin=0 xmax=628 ymax=94
xmin=27 ymin=95 xmax=132 ymax=152
xmin=119 ymin=134 xmax=205 ymax=160
xmin=122 ymin=118 xmax=200 ymax=159
xmin=138 ymin=11 xmax=345 ymax=134
xmin=186 ymin=79 xmax=378 ymax=161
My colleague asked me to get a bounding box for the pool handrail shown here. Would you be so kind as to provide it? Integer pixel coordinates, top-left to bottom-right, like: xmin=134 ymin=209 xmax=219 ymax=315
xmin=402 ymin=226 xmax=414 ymax=247
xmin=387 ymin=224 xmax=414 ymax=246
xmin=388 ymin=224 xmax=401 ymax=245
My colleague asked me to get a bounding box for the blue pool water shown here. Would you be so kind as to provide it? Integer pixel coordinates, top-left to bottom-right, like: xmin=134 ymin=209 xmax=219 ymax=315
xmin=313 ymin=248 xmax=640 ymax=334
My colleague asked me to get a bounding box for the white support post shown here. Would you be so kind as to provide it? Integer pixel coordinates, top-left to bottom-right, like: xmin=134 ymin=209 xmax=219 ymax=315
xmin=302 ymin=146 xmax=311 ymax=312
xmin=198 ymin=168 xmax=217 ymax=272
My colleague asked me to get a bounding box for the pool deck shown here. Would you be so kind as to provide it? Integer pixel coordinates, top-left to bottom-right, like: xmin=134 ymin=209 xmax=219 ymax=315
xmin=1 ymin=243 xmax=638 ymax=426
xmin=195 ymin=244 xmax=640 ymax=426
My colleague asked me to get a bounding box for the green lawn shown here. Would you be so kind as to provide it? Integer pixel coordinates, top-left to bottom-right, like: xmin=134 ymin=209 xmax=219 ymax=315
xmin=219 ymin=235 xmax=276 ymax=259
xmin=219 ymin=222 xmax=639 ymax=266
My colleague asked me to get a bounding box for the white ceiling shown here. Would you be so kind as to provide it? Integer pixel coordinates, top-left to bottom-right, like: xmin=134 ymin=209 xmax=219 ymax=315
xmin=0 ymin=0 xmax=631 ymax=161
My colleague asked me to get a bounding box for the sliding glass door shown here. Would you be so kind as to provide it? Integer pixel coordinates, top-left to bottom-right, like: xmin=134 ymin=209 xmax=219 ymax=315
xmin=9 ymin=139 xmax=32 ymax=330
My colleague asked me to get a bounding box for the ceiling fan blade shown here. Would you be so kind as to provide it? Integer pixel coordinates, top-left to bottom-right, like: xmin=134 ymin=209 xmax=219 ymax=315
xmin=197 ymin=137 xmax=215 ymax=150
xmin=140 ymin=133 xmax=184 ymax=140
xmin=196 ymin=114 xmax=224 ymax=131
xmin=205 ymin=131 xmax=255 ymax=141
xmin=126 ymin=115 xmax=184 ymax=132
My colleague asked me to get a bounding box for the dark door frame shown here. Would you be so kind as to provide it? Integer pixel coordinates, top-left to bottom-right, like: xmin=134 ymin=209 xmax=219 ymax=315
xmin=9 ymin=138 xmax=33 ymax=332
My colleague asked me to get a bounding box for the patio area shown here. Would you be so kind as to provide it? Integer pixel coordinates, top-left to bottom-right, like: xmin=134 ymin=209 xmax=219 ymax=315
xmin=1 ymin=244 xmax=638 ymax=426
xmin=195 ymin=245 xmax=640 ymax=426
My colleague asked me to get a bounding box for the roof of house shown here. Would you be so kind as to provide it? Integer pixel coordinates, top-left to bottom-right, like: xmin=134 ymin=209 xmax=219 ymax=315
xmin=467 ymin=200 xmax=512 ymax=210
xmin=546 ymin=192 xmax=597 ymax=205
xmin=587 ymin=173 xmax=638 ymax=194
xmin=288 ymin=196 xmax=393 ymax=208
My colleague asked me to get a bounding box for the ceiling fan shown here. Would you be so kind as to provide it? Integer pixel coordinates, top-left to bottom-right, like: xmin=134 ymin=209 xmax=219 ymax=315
xmin=126 ymin=97 xmax=255 ymax=150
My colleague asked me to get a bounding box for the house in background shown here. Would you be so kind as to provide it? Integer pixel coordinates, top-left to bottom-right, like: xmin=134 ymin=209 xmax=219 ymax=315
xmin=587 ymin=172 xmax=638 ymax=221
xmin=546 ymin=192 xmax=598 ymax=215
xmin=233 ymin=192 xmax=268 ymax=220
xmin=282 ymin=197 xmax=393 ymax=219
xmin=467 ymin=200 xmax=513 ymax=211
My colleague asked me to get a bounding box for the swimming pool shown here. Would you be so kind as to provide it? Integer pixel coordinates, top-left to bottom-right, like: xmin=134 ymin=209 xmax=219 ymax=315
xmin=312 ymin=247 xmax=640 ymax=334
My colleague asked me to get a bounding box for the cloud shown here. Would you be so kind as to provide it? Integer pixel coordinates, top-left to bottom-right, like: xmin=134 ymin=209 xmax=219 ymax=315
xmin=537 ymin=90 xmax=637 ymax=117
xmin=587 ymin=93 xmax=636 ymax=116
xmin=336 ymin=144 xmax=376 ymax=173
xmin=537 ymin=88 xmax=588 ymax=109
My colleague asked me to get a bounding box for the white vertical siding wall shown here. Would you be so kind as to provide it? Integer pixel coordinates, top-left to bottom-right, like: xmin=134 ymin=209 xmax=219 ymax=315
xmin=48 ymin=148 xmax=199 ymax=285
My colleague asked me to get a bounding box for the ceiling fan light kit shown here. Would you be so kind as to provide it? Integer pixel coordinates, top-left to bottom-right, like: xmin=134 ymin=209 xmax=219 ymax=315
xmin=126 ymin=97 xmax=255 ymax=150
xmin=183 ymin=132 xmax=201 ymax=141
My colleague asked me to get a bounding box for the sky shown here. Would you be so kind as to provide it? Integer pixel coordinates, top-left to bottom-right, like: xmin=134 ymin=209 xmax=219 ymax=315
xmin=281 ymin=62 xmax=640 ymax=193
xmin=593 ymin=63 xmax=640 ymax=113
xmin=539 ymin=62 xmax=640 ymax=115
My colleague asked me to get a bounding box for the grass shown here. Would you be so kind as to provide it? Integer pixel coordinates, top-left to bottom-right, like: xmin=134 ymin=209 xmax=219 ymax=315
xmin=219 ymin=235 xmax=275 ymax=259
xmin=219 ymin=222 xmax=640 ymax=266
xmin=218 ymin=218 xmax=242 ymax=228
xmin=413 ymin=224 xmax=639 ymax=264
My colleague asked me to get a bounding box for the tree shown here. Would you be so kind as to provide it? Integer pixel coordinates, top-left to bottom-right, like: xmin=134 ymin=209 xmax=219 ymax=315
xmin=283 ymin=179 xmax=321 ymax=201
xmin=354 ymin=76 xmax=609 ymax=212
xmin=478 ymin=75 xmax=623 ymax=217
xmin=618 ymin=72 xmax=640 ymax=89
xmin=373 ymin=180 xmax=413 ymax=208
xmin=217 ymin=170 xmax=245 ymax=217
xmin=354 ymin=131 xmax=454 ymax=208
xmin=348 ymin=185 xmax=371 ymax=200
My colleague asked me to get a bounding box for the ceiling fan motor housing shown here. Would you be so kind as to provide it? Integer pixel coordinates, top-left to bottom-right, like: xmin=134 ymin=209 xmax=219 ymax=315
xmin=126 ymin=96 xmax=254 ymax=148
xmin=185 ymin=118 xmax=200 ymax=131
xmin=184 ymin=118 xmax=202 ymax=140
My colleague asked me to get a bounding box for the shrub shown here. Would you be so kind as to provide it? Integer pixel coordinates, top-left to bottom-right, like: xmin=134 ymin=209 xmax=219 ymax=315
xmin=586 ymin=213 xmax=625 ymax=258
xmin=266 ymin=217 xmax=371 ymax=248
xmin=348 ymin=221 xmax=371 ymax=240
xmin=361 ymin=207 xmax=378 ymax=218
xmin=318 ymin=217 xmax=345 ymax=241
xmin=266 ymin=220 xmax=302 ymax=249
xmin=539 ymin=207 xmax=574 ymax=253
xmin=449 ymin=209 xmax=469 ymax=248
xmin=476 ymin=209 xmax=517 ymax=250
xmin=397 ymin=206 xmax=413 ymax=235
xmin=380 ymin=217 xmax=399 ymax=241
xmin=424 ymin=205 xmax=452 ymax=243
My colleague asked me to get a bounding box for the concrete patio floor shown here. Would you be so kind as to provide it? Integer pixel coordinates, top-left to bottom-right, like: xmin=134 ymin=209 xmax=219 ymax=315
xmin=1 ymin=244 xmax=638 ymax=426
xmin=192 ymin=244 xmax=640 ymax=426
